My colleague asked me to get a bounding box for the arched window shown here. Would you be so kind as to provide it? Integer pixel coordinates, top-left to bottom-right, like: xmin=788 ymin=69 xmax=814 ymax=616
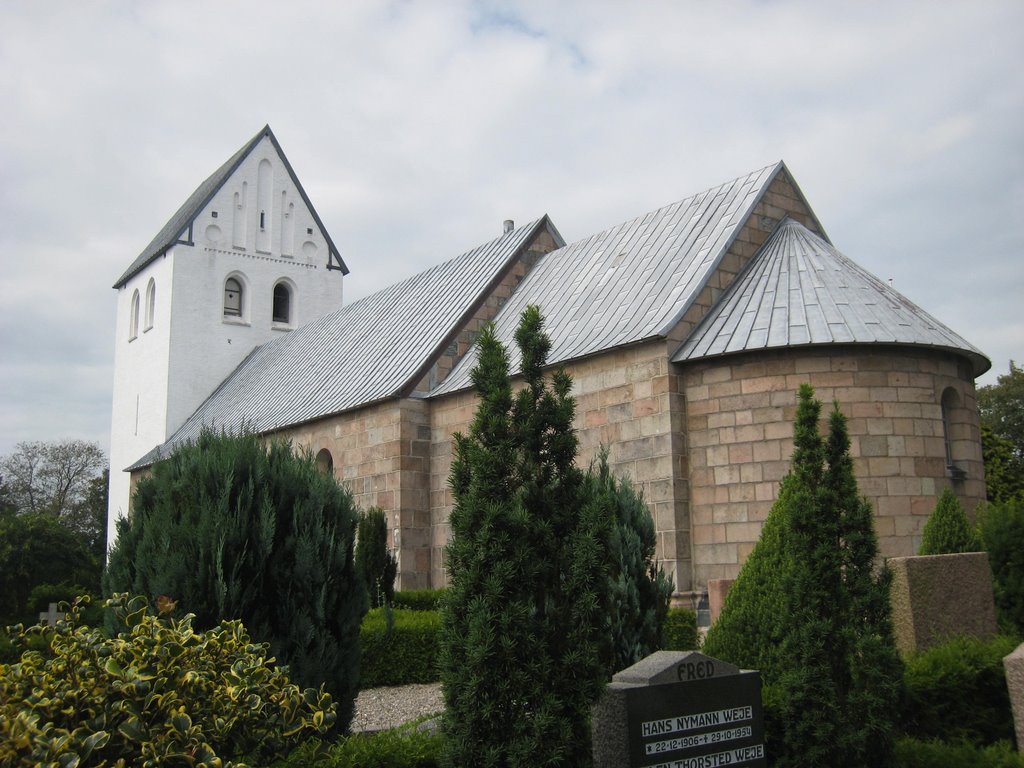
xmin=129 ymin=289 xmax=140 ymax=340
xmin=316 ymin=448 xmax=334 ymax=475
xmin=224 ymin=277 xmax=243 ymax=317
xmin=940 ymin=387 xmax=967 ymax=481
xmin=273 ymin=282 xmax=292 ymax=324
xmin=144 ymin=278 xmax=156 ymax=331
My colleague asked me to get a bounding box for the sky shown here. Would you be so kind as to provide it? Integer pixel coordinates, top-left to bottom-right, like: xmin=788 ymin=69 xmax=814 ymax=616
xmin=1 ymin=0 xmax=1022 ymax=461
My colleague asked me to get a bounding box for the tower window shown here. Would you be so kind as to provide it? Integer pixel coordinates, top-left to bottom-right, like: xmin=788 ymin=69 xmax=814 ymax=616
xmin=144 ymin=278 xmax=156 ymax=331
xmin=273 ymin=282 xmax=292 ymax=324
xmin=260 ymin=210 xmax=266 ymax=230
xmin=224 ymin=277 xmax=243 ymax=317
xmin=129 ymin=289 xmax=140 ymax=340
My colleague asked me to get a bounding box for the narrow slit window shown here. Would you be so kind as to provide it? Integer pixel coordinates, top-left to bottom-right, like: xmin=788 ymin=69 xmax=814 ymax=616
xmin=129 ymin=289 xmax=140 ymax=340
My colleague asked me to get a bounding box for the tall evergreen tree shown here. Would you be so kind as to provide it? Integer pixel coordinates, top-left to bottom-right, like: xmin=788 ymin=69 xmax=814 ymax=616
xmin=355 ymin=507 xmax=398 ymax=608
xmin=104 ymin=431 xmax=367 ymax=731
xmin=440 ymin=306 xmax=611 ymax=767
xmin=703 ymin=385 xmax=901 ymax=767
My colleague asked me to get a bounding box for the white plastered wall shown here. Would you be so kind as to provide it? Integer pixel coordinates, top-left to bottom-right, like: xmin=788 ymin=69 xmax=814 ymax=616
xmin=107 ymin=135 xmax=343 ymax=549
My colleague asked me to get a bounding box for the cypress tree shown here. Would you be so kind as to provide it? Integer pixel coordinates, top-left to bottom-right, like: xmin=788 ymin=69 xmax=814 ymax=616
xmin=918 ymin=488 xmax=982 ymax=554
xmin=586 ymin=449 xmax=673 ymax=675
xmin=440 ymin=306 xmax=611 ymax=767
xmin=356 ymin=507 xmax=398 ymax=608
xmin=104 ymin=431 xmax=367 ymax=731
xmin=702 ymin=384 xmax=901 ymax=767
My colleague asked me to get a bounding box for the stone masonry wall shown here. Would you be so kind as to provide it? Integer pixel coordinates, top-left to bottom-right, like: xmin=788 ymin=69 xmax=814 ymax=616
xmin=429 ymin=339 xmax=692 ymax=592
xmin=283 ymin=397 xmax=433 ymax=590
xmin=680 ymin=346 xmax=984 ymax=586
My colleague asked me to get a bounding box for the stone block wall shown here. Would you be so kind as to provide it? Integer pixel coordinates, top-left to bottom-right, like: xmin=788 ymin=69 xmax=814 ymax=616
xmin=284 ymin=397 xmax=433 ymax=590
xmin=429 ymin=339 xmax=692 ymax=592
xmin=680 ymin=345 xmax=984 ymax=586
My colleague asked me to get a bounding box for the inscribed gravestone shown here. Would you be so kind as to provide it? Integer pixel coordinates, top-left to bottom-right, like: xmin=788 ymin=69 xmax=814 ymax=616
xmin=593 ymin=650 xmax=766 ymax=768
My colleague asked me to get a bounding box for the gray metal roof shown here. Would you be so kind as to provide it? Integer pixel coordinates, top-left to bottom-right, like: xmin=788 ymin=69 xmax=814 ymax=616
xmin=671 ymin=218 xmax=990 ymax=375
xmin=128 ymin=217 xmax=554 ymax=470
xmin=113 ymin=125 xmax=347 ymax=288
xmin=432 ymin=162 xmax=786 ymax=396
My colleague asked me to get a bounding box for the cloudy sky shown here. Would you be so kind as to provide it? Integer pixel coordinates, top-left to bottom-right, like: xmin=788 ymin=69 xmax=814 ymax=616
xmin=1 ymin=1 xmax=1021 ymax=460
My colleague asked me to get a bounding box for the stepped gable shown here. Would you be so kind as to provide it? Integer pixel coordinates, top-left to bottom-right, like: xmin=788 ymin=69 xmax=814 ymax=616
xmin=432 ymin=162 xmax=800 ymax=395
xmin=128 ymin=217 xmax=555 ymax=470
xmin=671 ymin=218 xmax=989 ymax=375
xmin=113 ymin=125 xmax=346 ymax=288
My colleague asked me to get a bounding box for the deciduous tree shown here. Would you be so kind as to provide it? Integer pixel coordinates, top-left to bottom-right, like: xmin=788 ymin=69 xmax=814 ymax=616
xmin=0 ymin=440 xmax=105 ymax=519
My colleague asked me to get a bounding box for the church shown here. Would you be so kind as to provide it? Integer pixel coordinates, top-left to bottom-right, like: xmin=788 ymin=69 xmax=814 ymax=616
xmin=109 ymin=125 xmax=990 ymax=603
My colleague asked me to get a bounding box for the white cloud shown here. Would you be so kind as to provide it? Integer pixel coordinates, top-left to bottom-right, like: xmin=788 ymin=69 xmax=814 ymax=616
xmin=1 ymin=0 xmax=1021 ymax=458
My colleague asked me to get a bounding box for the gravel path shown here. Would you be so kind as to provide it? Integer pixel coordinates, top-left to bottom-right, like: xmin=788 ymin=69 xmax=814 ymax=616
xmin=351 ymin=683 xmax=444 ymax=733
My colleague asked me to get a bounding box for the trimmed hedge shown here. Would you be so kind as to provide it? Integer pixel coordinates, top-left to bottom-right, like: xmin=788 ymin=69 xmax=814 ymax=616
xmin=901 ymin=634 xmax=1019 ymax=746
xmin=392 ymin=589 xmax=448 ymax=612
xmin=272 ymin=720 xmax=442 ymax=767
xmin=360 ymin=608 xmax=441 ymax=688
xmin=895 ymin=738 xmax=1024 ymax=768
xmin=660 ymin=607 xmax=699 ymax=651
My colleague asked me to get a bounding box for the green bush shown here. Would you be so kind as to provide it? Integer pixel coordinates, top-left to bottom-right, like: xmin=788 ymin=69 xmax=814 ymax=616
xmin=0 ymin=510 xmax=99 ymax=625
xmin=919 ymin=488 xmax=982 ymax=555
xmin=901 ymin=634 xmax=1018 ymax=746
xmin=272 ymin=720 xmax=443 ymax=767
xmin=0 ymin=595 xmax=334 ymax=767
xmin=661 ymin=607 xmax=699 ymax=651
xmin=104 ymin=430 xmax=368 ymax=730
xmin=895 ymin=738 xmax=1024 ymax=768
xmin=27 ymin=584 xmax=104 ymax=627
xmin=393 ymin=589 xmax=448 ymax=611
xmin=356 ymin=507 xmax=398 ymax=609
xmin=360 ymin=608 xmax=441 ymax=688
xmin=979 ymin=499 xmax=1024 ymax=635
xmin=588 ymin=449 xmax=673 ymax=674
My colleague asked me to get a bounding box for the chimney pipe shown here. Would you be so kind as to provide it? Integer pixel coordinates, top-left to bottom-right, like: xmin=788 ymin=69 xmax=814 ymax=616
xmin=503 ymin=219 xmax=514 ymax=234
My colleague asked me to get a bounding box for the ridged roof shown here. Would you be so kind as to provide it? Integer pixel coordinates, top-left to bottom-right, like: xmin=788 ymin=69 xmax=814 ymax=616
xmin=128 ymin=217 xmax=555 ymax=469
xmin=113 ymin=125 xmax=347 ymax=288
xmin=432 ymin=162 xmax=788 ymax=395
xmin=671 ymin=218 xmax=990 ymax=375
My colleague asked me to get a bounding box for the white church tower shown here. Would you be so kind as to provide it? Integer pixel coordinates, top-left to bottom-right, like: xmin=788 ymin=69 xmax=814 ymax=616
xmin=108 ymin=126 xmax=347 ymax=548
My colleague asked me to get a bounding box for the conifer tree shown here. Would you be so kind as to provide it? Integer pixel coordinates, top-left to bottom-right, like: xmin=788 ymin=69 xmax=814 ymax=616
xmin=702 ymin=385 xmax=901 ymax=767
xmin=586 ymin=449 xmax=673 ymax=675
xmin=356 ymin=507 xmax=397 ymax=608
xmin=104 ymin=431 xmax=367 ymax=731
xmin=440 ymin=306 xmax=611 ymax=767
xmin=918 ymin=487 xmax=982 ymax=554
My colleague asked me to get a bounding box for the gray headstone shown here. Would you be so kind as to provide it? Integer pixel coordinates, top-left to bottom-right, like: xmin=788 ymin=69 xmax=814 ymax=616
xmin=1005 ymin=643 xmax=1024 ymax=753
xmin=593 ymin=651 xmax=766 ymax=768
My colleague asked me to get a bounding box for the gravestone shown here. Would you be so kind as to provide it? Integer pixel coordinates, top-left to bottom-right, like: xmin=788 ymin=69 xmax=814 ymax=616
xmin=1005 ymin=643 xmax=1024 ymax=753
xmin=38 ymin=602 xmax=61 ymax=627
xmin=593 ymin=650 xmax=766 ymax=768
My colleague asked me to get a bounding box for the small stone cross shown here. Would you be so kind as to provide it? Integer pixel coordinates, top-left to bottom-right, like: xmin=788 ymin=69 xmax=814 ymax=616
xmin=38 ymin=602 xmax=61 ymax=627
